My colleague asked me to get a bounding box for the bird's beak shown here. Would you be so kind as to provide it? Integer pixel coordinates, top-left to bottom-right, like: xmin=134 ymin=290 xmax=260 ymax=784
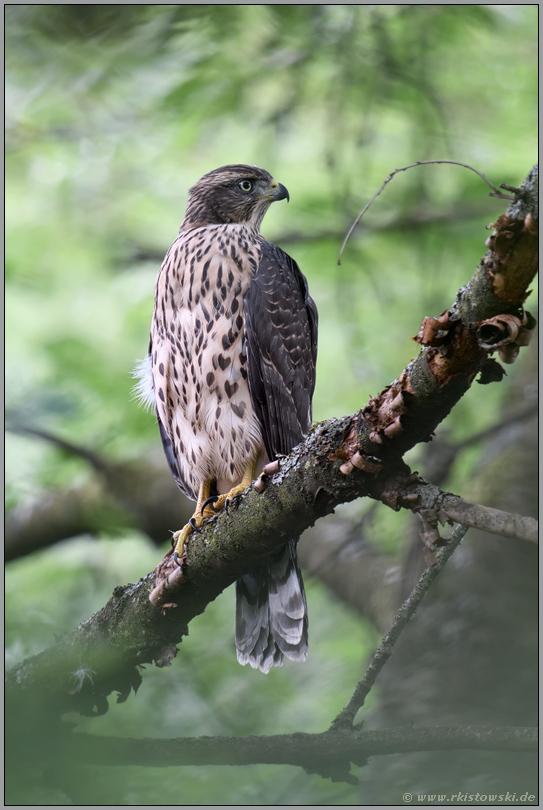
xmin=270 ymin=181 xmax=290 ymax=203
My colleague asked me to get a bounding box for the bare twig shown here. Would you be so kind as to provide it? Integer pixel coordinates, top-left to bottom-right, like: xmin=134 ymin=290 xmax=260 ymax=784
xmin=436 ymin=497 xmax=537 ymax=543
xmin=330 ymin=523 xmax=469 ymax=729
xmin=373 ymin=474 xmax=539 ymax=545
xmin=338 ymin=160 xmax=515 ymax=263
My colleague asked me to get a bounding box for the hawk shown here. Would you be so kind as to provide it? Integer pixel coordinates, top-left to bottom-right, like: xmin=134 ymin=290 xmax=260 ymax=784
xmin=135 ymin=164 xmax=318 ymax=673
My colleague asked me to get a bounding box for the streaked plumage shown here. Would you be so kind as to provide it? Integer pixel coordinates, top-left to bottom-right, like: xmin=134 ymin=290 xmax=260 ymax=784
xmin=136 ymin=164 xmax=318 ymax=673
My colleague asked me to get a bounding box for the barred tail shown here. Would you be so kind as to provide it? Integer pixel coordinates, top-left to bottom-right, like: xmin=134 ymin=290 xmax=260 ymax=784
xmin=235 ymin=540 xmax=308 ymax=674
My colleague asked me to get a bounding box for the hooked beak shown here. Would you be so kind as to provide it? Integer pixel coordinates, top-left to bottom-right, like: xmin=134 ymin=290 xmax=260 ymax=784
xmin=271 ymin=181 xmax=290 ymax=203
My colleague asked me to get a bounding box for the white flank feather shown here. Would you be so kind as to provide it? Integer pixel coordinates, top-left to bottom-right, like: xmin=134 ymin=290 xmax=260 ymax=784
xmin=132 ymin=355 xmax=156 ymax=411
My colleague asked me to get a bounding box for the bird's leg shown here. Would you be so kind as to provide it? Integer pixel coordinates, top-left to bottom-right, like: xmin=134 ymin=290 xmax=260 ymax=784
xmin=172 ymin=480 xmax=215 ymax=563
xmin=208 ymin=458 xmax=258 ymax=514
xmin=172 ymin=461 xmax=258 ymax=563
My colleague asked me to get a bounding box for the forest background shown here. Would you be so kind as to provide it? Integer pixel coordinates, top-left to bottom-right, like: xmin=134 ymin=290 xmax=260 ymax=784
xmin=5 ymin=5 xmax=538 ymax=806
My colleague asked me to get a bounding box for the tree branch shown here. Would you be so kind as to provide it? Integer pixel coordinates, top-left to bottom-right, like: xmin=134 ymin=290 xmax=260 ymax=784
xmin=372 ymin=475 xmax=538 ymax=545
xmin=57 ymin=725 xmax=538 ymax=777
xmin=434 ymin=496 xmax=537 ymax=543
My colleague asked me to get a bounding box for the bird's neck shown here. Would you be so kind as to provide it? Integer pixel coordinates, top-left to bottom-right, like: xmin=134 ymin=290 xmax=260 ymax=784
xmin=179 ymin=219 xmax=261 ymax=240
xmin=181 ymin=202 xmax=268 ymax=233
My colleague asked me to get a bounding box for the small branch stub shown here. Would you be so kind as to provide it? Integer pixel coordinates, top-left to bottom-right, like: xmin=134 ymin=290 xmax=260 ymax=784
xmin=149 ymin=551 xmax=186 ymax=607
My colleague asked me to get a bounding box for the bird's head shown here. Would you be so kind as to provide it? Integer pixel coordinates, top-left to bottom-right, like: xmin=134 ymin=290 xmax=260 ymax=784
xmin=182 ymin=164 xmax=289 ymax=230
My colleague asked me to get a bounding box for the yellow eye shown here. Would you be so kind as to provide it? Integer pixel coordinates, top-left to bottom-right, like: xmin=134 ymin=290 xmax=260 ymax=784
xmin=238 ymin=180 xmax=253 ymax=192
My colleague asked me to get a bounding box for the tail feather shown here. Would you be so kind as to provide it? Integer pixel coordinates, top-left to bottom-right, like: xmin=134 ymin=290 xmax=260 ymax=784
xmin=235 ymin=540 xmax=308 ymax=674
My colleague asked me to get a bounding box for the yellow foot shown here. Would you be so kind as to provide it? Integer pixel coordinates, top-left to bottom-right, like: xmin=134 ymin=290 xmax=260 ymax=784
xmin=171 ymin=498 xmax=234 ymax=562
xmin=206 ymin=482 xmax=250 ymax=514
xmin=171 ymin=466 xmax=257 ymax=562
xmin=172 ymin=518 xmax=202 ymax=562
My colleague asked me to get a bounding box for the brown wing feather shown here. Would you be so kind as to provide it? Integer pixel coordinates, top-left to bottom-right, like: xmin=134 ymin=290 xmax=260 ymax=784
xmin=236 ymin=239 xmax=317 ymax=672
xmin=243 ymin=239 xmax=318 ymax=459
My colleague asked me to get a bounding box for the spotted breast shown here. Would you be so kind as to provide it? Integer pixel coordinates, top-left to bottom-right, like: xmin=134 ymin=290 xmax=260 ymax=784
xmin=150 ymin=222 xmax=267 ymax=500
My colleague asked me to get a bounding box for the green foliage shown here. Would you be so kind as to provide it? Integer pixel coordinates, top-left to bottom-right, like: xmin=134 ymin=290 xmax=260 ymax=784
xmin=5 ymin=4 xmax=537 ymax=804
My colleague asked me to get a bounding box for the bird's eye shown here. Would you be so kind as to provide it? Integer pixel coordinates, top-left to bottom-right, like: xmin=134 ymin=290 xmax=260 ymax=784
xmin=238 ymin=180 xmax=253 ymax=193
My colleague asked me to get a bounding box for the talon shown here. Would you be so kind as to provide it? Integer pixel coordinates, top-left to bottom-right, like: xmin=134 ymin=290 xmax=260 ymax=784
xmin=189 ymin=517 xmax=202 ymax=532
xmin=201 ymin=495 xmax=220 ymax=514
xmin=171 ymin=523 xmax=193 ymax=559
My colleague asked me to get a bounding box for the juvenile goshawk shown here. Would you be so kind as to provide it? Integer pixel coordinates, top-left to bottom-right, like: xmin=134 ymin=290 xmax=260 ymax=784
xmin=136 ymin=164 xmax=318 ymax=673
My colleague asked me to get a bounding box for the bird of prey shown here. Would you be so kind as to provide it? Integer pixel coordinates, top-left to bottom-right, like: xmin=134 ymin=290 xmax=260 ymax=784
xmin=135 ymin=164 xmax=318 ymax=673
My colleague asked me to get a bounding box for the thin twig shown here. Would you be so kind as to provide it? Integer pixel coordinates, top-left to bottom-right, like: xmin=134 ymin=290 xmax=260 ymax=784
xmin=338 ymin=160 xmax=515 ymax=263
xmin=437 ymin=498 xmax=537 ymax=544
xmin=330 ymin=523 xmax=469 ymax=729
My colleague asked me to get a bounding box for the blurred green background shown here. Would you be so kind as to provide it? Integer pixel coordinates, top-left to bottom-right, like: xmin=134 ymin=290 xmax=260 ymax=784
xmin=5 ymin=5 xmax=538 ymax=805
